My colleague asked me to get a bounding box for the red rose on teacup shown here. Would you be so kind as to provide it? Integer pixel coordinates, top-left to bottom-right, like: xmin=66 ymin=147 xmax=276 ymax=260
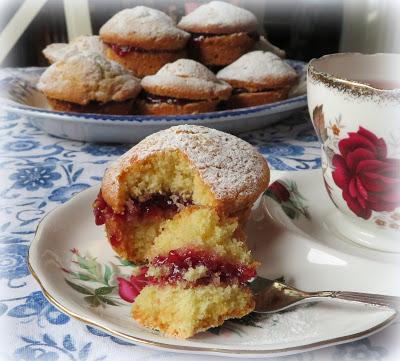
xmin=332 ymin=127 xmax=400 ymax=220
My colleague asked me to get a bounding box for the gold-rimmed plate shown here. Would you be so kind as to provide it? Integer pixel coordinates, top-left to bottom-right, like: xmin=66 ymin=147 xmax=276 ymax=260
xmin=29 ymin=173 xmax=397 ymax=358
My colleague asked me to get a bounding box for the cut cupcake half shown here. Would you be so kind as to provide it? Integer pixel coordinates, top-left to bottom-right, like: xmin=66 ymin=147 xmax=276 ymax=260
xmin=132 ymin=283 xmax=254 ymax=339
xmin=146 ymin=206 xmax=258 ymax=284
xmin=93 ymin=125 xmax=269 ymax=264
xmin=132 ymin=206 xmax=258 ymax=338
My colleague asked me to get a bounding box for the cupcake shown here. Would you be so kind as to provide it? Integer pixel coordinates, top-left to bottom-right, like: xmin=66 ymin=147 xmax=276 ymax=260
xmin=37 ymin=53 xmax=141 ymax=114
xmin=42 ymin=35 xmax=106 ymax=64
xmin=93 ymin=125 xmax=269 ymax=264
xmin=137 ymin=59 xmax=232 ymax=115
xmin=99 ymin=6 xmax=190 ymax=78
xmin=93 ymin=125 xmax=269 ymax=338
xmin=178 ymin=1 xmax=259 ymax=67
xmin=217 ymin=51 xmax=298 ymax=108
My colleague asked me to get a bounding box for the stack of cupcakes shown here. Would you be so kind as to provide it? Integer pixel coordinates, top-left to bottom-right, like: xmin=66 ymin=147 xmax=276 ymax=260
xmin=38 ymin=2 xmax=299 ymax=116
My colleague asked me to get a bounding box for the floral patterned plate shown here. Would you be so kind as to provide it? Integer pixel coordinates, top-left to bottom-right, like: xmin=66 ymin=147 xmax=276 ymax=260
xmin=0 ymin=61 xmax=306 ymax=143
xmin=29 ymin=177 xmax=397 ymax=358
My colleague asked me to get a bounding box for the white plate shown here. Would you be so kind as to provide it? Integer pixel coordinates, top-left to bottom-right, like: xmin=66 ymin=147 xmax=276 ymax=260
xmin=28 ymin=171 xmax=398 ymax=358
xmin=0 ymin=61 xmax=306 ymax=143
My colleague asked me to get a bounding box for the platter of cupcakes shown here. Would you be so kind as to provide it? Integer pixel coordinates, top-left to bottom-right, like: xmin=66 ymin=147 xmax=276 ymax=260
xmin=0 ymin=1 xmax=306 ymax=143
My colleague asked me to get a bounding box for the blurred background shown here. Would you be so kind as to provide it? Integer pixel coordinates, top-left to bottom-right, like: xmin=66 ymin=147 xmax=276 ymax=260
xmin=0 ymin=0 xmax=399 ymax=68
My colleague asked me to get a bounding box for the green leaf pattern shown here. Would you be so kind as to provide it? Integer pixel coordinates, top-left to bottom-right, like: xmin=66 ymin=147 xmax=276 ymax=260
xmin=63 ymin=249 xmax=137 ymax=308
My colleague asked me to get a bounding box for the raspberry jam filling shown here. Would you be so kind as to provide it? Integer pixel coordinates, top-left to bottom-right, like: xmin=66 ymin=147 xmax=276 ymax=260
xmin=150 ymin=248 xmax=256 ymax=285
xmin=107 ymin=43 xmax=180 ymax=57
xmin=93 ymin=192 xmax=192 ymax=246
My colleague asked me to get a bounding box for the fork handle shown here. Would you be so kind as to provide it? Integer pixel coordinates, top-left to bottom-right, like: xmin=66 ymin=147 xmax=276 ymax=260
xmin=328 ymin=291 xmax=400 ymax=310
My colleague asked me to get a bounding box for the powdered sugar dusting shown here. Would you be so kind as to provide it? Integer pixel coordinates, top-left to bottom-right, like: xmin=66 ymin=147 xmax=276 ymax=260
xmin=178 ymin=1 xmax=257 ymax=33
xmin=42 ymin=36 xmax=106 ymax=63
xmin=100 ymin=6 xmax=189 ymax=43
xmin=117 ymin=125 xmax=268 ymax=201
xmin=37 ymin=53 xmax=141 ymax=104
xmin=141 ymin=59 xmax=231 ymax=99
xmin=217 ymin=51 xmax=297 ymax=85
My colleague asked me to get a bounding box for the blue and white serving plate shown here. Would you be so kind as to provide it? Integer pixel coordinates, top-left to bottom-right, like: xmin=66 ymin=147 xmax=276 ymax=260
xmin=0 ymin=60 xmax=306 ymax=143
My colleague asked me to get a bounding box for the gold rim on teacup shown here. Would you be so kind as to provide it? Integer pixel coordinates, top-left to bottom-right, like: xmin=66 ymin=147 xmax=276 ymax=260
xmin=308 ymin=53 xmax=400 ymax=101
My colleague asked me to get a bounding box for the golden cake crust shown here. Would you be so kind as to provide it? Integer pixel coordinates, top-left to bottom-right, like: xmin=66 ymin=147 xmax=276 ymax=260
xmin=136 ymin=99 xmax=219 ymax=115
xmin=225 ymin=88 xmax=291 ymax=109
xmin=37 ymin=53 xmax=141 ymax=105
xmin=141 ymin=59 xmax=232 ymax=101
xmin=101 ymin=125 xmax=269 ymax=215
xmin=100 ymin=7 xmax=189 ymax=51
xmin=47 ymin=98 xmax=134 ymax=115
xmin=132 ymin=284 xmax=255 ymax=338
xmin=189 ymin=32 xmax=256 ymax=66
xmin=178 ymin=1 xmax=258 ymax=34
xmin=104 ymin=47 xmax=186 ymax=78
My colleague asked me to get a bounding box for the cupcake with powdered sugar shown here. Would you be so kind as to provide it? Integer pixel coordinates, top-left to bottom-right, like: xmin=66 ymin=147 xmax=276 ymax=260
xmin=42 ymin=35 xmax=106 ymax=64
xmin=178 ymin=1 xmax=259 ymax=67
xmin=100 ymin=6 xmax=190 ymax=78
xmin=137 ymin=59 xmax=232 ymax=115
xmin=37 ymin=53 xmax=141 ymax=115
xmin=217 ymin=51 xmax=298 ymax=109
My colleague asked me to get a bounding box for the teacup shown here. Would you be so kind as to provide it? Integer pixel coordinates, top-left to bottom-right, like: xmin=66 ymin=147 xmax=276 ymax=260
xmin=307 ymin=53 xmax=400 ymax=252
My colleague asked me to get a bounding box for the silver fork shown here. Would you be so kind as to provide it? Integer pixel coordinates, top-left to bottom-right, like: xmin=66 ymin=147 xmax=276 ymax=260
xmin=249 ymin=277 xmax=400 ymax=313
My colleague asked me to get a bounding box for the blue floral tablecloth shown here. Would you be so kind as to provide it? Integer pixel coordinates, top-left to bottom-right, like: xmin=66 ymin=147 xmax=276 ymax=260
xmin=0 ymin=108 xmax=398 ymax=361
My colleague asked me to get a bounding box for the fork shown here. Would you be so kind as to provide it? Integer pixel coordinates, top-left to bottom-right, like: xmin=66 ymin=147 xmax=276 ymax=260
xmin=248 ymin=277 xmax=400 ymax=313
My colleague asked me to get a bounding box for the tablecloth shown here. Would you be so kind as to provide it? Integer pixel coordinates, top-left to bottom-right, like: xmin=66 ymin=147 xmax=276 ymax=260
xmin=0 ymin=108 xmax=398 ymax=361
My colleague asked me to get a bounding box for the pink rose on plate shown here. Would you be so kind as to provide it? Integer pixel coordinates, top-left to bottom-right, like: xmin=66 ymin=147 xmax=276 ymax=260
xmin=117 ymin=266 xmax=149 ymax=303
xmin=332 ymin=126 xmax=400 ymax=220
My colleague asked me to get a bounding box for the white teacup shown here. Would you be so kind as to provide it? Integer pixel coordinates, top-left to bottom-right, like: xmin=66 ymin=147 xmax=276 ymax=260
xmin=307 ymin=53 xmax=400 ymax=252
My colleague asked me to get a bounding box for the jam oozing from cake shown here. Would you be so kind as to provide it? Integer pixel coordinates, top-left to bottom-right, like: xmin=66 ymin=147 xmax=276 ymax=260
xmin=93 ymin=192 xmax=192 ymax=246
xmin=107 ymin=43 xmax=181 ymax=57
xmin=150 ymin=248 xmax=256 ymax=285
xmin=191 ymin=31 xmax=260 ymax=43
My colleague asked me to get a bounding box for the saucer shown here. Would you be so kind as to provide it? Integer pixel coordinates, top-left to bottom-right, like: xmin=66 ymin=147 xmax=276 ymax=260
xmin=29 ymin=182 xmax=397 ymax=358
xmin=263 ymin=169 xmax=400 ymax=275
